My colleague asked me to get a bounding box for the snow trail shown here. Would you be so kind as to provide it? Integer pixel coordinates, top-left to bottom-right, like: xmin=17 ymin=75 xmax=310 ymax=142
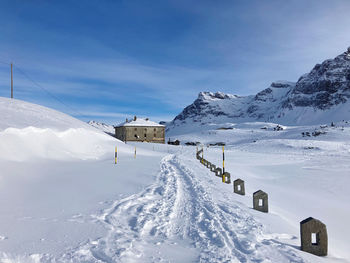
xmin=55 ymin=154 xmax=305 ymax=263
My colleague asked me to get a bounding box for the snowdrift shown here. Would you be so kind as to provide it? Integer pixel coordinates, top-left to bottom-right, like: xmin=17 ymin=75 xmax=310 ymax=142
xmin=0 ymin=97 xmax=125 ymax=161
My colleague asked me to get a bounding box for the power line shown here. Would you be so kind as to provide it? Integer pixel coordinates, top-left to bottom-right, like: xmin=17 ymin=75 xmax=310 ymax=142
xmin=14 ymin=64 xmax=85 ymax=117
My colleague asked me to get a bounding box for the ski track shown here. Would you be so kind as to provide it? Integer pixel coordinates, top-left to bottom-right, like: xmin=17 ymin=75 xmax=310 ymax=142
xmin=28 ymin=154 xmax=306 ymax=263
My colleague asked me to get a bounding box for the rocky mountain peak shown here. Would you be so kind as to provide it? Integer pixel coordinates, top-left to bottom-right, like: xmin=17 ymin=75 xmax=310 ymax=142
xmin=198 ymin=91 xmax=237 ymax=101
xmin=167 ymin=47 xmax=350 ymax=135
xmin=287 ymin=47 xmax=350 ymax=110
xmin=270 ymin=81 xmax=295 ymax=89
xmin=345 ymin=46 xmax=350 ymax=54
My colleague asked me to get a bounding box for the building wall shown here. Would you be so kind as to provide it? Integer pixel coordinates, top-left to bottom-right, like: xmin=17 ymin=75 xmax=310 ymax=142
xmin=115 ymin=126 xmax=165 ymax=143
xmin=115 ymin=126 xmax=126 ymax=141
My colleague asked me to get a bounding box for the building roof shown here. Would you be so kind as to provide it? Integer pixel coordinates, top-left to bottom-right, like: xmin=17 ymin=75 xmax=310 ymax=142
xmin=115 ymin=118 xmax=164 ymax=128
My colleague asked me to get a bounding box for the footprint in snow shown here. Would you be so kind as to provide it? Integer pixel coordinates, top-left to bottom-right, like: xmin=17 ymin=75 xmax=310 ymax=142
xmin=0 ymin=236 xmax=8 ymax=241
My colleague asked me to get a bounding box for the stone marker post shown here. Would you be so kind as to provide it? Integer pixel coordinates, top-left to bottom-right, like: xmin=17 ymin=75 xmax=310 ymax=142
xmin=222 ymin=172 xmax=231 ymax=184
xmin=233 ymin=179 xmax=245 ymax=195
xmin=206 ymin=161 xmax=211 ymax=169
xmin=253 ymin=190 xmax=268 ymax=213
xmin=300 ymin=217 xmax=327 ymax=256
xmin=215 ymin=167 xmax=222 ymax=177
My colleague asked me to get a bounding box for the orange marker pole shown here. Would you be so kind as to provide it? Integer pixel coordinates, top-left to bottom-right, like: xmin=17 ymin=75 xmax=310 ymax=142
xmin=115 ymin=146 xmax=117 ymax=164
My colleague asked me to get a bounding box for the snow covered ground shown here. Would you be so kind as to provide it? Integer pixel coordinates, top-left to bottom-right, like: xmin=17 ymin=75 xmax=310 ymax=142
xmin=0 ymin=97 xmax=349 ymax=262
xmin=169 ymin=122 xmax=350 ymax=262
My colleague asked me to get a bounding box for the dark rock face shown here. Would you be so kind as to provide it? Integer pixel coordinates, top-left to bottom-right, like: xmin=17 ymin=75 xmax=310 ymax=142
xmin=255 ymin=88 xmax=272 ymax=101
xmin=286 ymin=48 xmax=350 ymax=110
xmin=271 ymin=82 xmax=293 ymax=88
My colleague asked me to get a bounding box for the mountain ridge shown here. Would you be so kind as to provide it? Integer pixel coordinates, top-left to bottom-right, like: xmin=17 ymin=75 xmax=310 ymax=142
xmin=87 ymin=120 xmax=115 ymax=137
xmin=167 ymin=47 xmax=350 ymax=135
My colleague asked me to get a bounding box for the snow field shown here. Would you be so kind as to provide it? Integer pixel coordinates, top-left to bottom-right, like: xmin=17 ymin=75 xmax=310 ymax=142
xmin=0 ymin=152 xmax=165 ymax=260
xmin=28 ymin=151 xmax=309 ymax=263
xmin=1 ymin=97 xmax=349 ymax=262
xmin=188 ymin=142 xmax=350 ymax=262
xmin=1 ymin=136 xmax=349 ymax=262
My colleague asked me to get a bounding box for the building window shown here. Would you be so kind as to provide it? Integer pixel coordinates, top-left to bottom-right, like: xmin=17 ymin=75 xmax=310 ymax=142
xmin=154 ymin=128 xmax=156 ymax=131
xmin=134 ymin=128 xmax=137 ymax=131
xmin=144 ymin=134 xmax=147 ymax=137
xmin=154 ymin=133 xmax=156 ymax=137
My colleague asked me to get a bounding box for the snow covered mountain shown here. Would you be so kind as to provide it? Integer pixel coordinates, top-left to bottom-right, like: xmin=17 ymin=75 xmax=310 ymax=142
xmin=167 ymin=47 xmax=350 ymax=135
xmin=87 ymin=120 xmax=115 ymax=136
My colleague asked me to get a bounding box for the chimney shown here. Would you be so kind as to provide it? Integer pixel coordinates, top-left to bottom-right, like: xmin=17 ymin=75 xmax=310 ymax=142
xmin=126 ymin=118 xmax=128 ymax=123
xmin=145 ymin=118 xmax=149 ymax=121
xmin=134 ymin=116 xmax=137 ymax=121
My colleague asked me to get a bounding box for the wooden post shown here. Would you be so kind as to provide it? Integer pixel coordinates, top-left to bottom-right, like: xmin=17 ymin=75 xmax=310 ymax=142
xmin=11 ymin=63 xmax=13 ymax=99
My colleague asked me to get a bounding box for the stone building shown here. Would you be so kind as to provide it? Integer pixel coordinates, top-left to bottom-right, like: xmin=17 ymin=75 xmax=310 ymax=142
xmin=114 ymin=116 xmax=165 ymax=143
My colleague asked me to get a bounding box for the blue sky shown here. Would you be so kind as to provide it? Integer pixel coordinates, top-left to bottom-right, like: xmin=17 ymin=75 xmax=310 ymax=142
xmin=1 ymin=0 xmax=350 ymax=124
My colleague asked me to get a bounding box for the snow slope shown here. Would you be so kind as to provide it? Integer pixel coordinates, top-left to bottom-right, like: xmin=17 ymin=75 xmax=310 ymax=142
xmin=0 ymin=97 xmax=128 ymax=161
xmin=0 ymin=98 xmax=94 ymax=131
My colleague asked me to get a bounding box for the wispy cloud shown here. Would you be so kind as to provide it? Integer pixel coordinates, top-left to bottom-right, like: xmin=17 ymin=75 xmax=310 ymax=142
xmin=1 ymin=0 xmax=350 ymax=124
xmin=3 ymin=53 xmax=241 ymax=105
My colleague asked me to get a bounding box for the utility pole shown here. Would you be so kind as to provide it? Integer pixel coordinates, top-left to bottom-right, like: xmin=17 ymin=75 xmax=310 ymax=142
xmin=11 ymin=63 xmax=13 ymax=98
